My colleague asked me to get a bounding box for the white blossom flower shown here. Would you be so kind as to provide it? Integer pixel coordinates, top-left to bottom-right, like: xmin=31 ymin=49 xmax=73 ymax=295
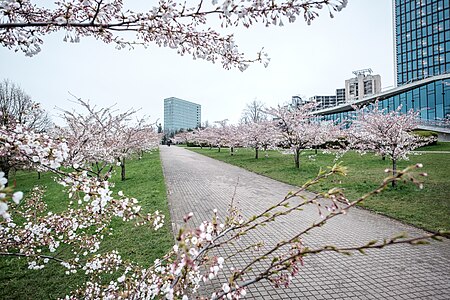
xmin=12 ymin=191 xmax=23 ymax=204
xmin=0 ymin=201 xmax=8 ymax=215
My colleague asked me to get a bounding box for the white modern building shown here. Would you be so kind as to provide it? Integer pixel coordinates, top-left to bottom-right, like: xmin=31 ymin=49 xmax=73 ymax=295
xmin=308 ymin=88 xmax=346 ymax=110
xmin=345 ymin=69 xmax=382 ymax=101
xmin=336 ymin=88 xmax=346 ymax=104
xmin=309 ymin=95 xmax=338 ymax=110
xmin=291 ymin=95 xmax=312 ymax=108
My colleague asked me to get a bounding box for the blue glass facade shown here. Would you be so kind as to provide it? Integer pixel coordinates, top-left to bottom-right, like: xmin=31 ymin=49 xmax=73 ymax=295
xmin=320 ymin=77 xmax=450 ymax=123
xmin=316 ymin=1 xmax=450 ymax=126
xmin=395 ymin=0 xmax=450 ymax=85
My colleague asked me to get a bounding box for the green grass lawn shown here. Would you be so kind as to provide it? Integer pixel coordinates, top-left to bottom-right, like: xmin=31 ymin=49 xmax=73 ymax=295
xmin=0 ymin=150 xmax=173 ymax=299
xmin=187 ymin=146 xmax=450 ymax=232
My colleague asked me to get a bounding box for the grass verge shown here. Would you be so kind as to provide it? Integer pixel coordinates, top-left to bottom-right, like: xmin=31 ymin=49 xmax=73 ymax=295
xmin=0 ymin=150 xmax=173 ymax=299
xmin=187 ymin=146 xmax=450 ymax=232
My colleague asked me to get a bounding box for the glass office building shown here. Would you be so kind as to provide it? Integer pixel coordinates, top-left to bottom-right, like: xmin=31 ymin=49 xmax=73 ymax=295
xmin=315 ymin=0 xmax=450 ymax=128
xmin=164 ymin=97 xmax=201 ymax=133
xmin=394 ymin=0 xmax=450 ymax=85
xmin=318 ymin=74 xmax=450 ymax=124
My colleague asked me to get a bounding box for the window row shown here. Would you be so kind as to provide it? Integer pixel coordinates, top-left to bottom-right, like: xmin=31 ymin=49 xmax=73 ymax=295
xmin=397 ymin=54 xmax=450 ymax=71
xmin=396 ymin=8 xmax=449 ymax=26
xmin=397 ymin=47 xmax=449 ymax=63
xmin=397 ymin=64 xmax=449 ymax=84
xmin=322 ymin=80 xmax=450 ymax=122
xmin=396 ymin=0 xmax=449 ymax=13
xmin=396 ymin=21 xmax=450 ymax=40
xmin=397 ymin=40 xmax=450 ymax=56
xmin=397 ymin=26 xmax=449 ymax=44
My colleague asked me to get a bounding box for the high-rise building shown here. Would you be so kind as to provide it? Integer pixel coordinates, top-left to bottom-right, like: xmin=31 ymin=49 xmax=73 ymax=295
xmin=394 ymin=0 xmax=450 ymax=86
xmin=345 ymin=69 xmax=382 ymax=101
xmin=164 ymin=97 xmax=201 ymax=133
xmin=313 ymin=0 xmax=450 ymax=131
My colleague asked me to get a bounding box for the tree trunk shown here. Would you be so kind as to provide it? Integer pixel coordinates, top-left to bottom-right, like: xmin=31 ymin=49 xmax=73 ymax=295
xmin=121 ymin=158 xmax=126 ymax=181
xmin=255 ymin=147 xmax=259 ymax=159
xmin=230 ymin=146 xmax=234 ymax=156
xmin=294 ymin=149 xmax=300 ymax=169
xmin=37 ymin=172 xmax=41 ymax=180
xmin=218 ymin=147 xmax=221 ymax=153
xmin=392 ymin=159 xmax=397 ymax=187
xmin=315 ymin=146 xmax=318 ymax=154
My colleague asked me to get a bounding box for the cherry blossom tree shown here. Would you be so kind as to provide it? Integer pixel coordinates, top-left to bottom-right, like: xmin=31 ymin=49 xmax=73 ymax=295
xmin=266 ymin=103 xmax=320 ymax=168
xmin=308 ymin=119 xmax=344 ymax=154
xmin=347 ymin=102 xmax=435 ymax=187
xmin=210 ymin=120 xmax=230 ymax=152
xmin=3 ymin=1 xmax=448 ymax=299
xmin=199 ymin=126 xmax=220 ymax=149
xmin=172 ymin=130 xmax=194 ymax=145
xmin=0 ymin=79 xmax=53 ymax=181
xmin=189 ymin=128 xmax=210 ymax=148
xmin=55 ymin=97 xmax=162 ymax=181
xmin=0 ymin=79 xmax=52 ymax=132
xmin=2 ymin=119 xmax=447 ymax=298
xmin=241 ymin=121 xmax=280 ymax=159
xmin=179 ymin=124 xmax=240 ymax=154
xmin=115 ymin=117 xmax=162 ymax=181
xmin=224 ymin=124 xmax=242 ymax=155
xmin=1 ymin=105 xmax=447 ymax=300
xmin=0 ymin=122 xmax=164 ymax=274
xmin=1 ymin=0 xmax=348 ymax=70
xmin=57 ymin=162 xmax=445 ymax=300
xmin=55 ymin=97 xmax=135 ymax=180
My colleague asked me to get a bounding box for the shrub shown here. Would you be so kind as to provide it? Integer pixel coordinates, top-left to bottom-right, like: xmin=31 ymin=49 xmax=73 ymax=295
xmin=412 ymin=130 xmax=438 ymax=145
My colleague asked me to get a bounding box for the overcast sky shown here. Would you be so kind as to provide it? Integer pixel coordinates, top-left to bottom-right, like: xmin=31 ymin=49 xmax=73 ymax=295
xmin=0 ymin=0 xmax=395 ymax=126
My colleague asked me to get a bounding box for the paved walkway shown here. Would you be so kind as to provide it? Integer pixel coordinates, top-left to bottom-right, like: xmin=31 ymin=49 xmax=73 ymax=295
xmin=159 ymin=146 xmax=450 ymax=299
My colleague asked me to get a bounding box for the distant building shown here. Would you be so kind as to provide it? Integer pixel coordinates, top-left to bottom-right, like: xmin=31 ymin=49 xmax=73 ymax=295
xmin=307 ymin=88 xmax=346 ymax=110
xmin=309 ymin=95 xmax=338 ymax=110
xmin=294 ymin=70 xmax=381 ymax=110
xmin=164 ymin=97 xmax=201 ymax=133
xmin=291 ymin=95 xmax=310 ymax=108
xmin=314 ymin=0 xmax=450 ymax=133
xmin=316 ymin=74 xmax=450 ymax=129
xmin=336 ymin=88 xmax=346 ymax=104
xmin=345 ymin=69 xmax=382 ymax=101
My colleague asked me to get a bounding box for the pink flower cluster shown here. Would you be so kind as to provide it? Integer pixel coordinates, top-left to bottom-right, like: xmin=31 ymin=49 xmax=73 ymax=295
xmin=1 ymin=0 xmax=347 ymax=69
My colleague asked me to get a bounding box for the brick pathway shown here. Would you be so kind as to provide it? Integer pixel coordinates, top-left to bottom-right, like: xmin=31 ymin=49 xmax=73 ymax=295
xmin=159 ymin=146 xmax=450 ymax=299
